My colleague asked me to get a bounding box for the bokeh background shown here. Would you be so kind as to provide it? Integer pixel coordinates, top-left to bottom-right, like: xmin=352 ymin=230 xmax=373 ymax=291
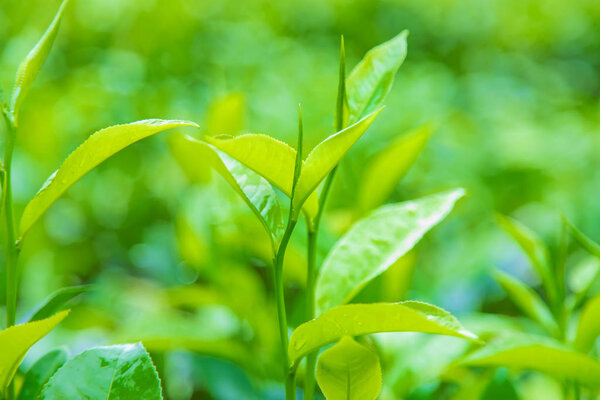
xmin=1 ymin=0 xmax=599 ymax=398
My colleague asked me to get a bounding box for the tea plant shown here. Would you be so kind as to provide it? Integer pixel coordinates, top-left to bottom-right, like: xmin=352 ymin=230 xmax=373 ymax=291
xmin=0 ymin=1 xmax=198 ymax=398
xmin=172 ymin=33 xmax=480 ymax=399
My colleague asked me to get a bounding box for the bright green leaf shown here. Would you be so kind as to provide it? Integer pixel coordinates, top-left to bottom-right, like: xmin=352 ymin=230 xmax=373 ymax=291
xmin=496 ymin=214 xmax=556 ymax=303
xmin=492 ymin=269 xmax=558 ymax=337
xmin=346 ymin=30 xmax=408 ymax=125
xmin=292 ymin=108 xmax=383 ymax=216
xmin=359 ymin=123 xmax=434 ymax=211
xmin=461 ymin=336 xmax=600 ymax=386
xmin=289 ymin=301 xmax=478 ymax=367
xmin=0 ymin=310 xmax=68 ymax=392
xmin=316 ymin=336 xmax=382 ymax=400
xmin=574 ymin=294 xmax=600 ymax=353
xmin=10 ymin=0 xmax=69 ymax=123
xmin=206 ymin=133 xmax=319 ymax=218
xmin=316 ymin=189 xmax=464 ymax=314
xmin=25 ymin=285 xmax=92 ymax=323
xmin=40 ymin=343 xmax=162 ymax=399
xmin=20 ymin=119 xmax=198 ymax=237
xmin=171 ymin=135 xmax=284 ymax=252
xmin=16 ymin=349 xmax=68 ymax=400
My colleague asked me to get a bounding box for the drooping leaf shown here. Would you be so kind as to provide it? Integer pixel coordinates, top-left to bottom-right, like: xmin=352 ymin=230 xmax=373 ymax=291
xmin=10 ymin=0 xmax=69 ymax=123
xmin=171 ymin=135 xmax=284 ymax=252
xmin=0 ymin=310 xmax=69 ymax=391
xmin=316 ymin=336 xmax=382 ymax=400
xmin=574 ymin=294 xmax=600 ymax=353
xmin=316 ymin=189 xmax=464 ymax=314
xmin=345 ymin=31 xmax=408 ymax=125
xmin=206 ymin=133 xmax=319 ymax=218
xmin=16 ymin=349 xmax=68 ymax=400
xmin=495 ymin=214 xmax=556 ymax=303
xmin=289 ymin=301 xmax=478 ymax=366
xmin=492 ymin=270 xmax=558 ymax=337
xmin=24 ymin=285 xmax=92 ymax=323
xmin=40 ymin=343 xmax=163 ymax=399
xmin=359 ymin=123 xmax=434 ymax=211
xmin=292 ymin=108 xmax=383 ymax=216
xmin=461 ymin=336 xmax=600 ymax=386
xmin=20 ymin=119 xmax=198 ymax=237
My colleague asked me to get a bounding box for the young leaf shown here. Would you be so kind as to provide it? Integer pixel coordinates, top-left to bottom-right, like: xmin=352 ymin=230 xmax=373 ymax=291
xmin=16 ymin=349 xmax=68 ymax=400
xmin=0 ymin=310 xmax=68 ymax=391
xmin=289 ymin=301 xmax=479 ymax=366
xmin=346 ymin=31 xmax=408 ymax=125
xmin=359 ymin=123 xmax=434 ymax=211
xmin=316 ymin=189 xmax=465 ymax=314
xmin=206 ymin=133 xmax=319 ymax=218
xmin=461 ymin=336 xmax=600 ymax=386
xmin=292 ymin=108 xmax=383 ymax=217
xmin=20 ymin=119 xmax=198 ymax=237
xmin=492 ymin=269 xmax=559 ymax=337
xmin=574 ymin=294 xmax=600 ymax=353
xmin=495 ymin=214 xmax=556 ymax=303
xmin=10 ymin=0 xmax=69 ymax=123
xmin=40 ymin=343 xmax=162 ymax=399
xmin=25 ymin=285 xmax=92 ymax=323
xmin=316 ymin=336 xmax=382 ymax=400
xmin=171 ymin=135 xmax=284 ymax=252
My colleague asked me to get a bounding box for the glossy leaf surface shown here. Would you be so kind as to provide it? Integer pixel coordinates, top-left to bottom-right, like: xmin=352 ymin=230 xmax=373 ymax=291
xmin=316 ymin=189 xmax=465 ymax=314
xmin=0 ymin=311 xmax=68 ymax=391
xmin=17 ymin=349 xmax=68 ymax=400
xmin=20 ymin=119 xmax=198 ymax=236
xmin=289 ymin=301 xmax=478 ymax=366
xmin=40 ymin=343 xmax=163 ymax=399
xmin=346 ymin=31 xmax=408 ymax=124
xmin=316 ymin=336 xmax=382 ymax=400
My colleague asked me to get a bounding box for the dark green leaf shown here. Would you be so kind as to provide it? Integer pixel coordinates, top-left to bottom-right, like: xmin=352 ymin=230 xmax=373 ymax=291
xmin=17 ymin=349 xmax=68 ymax=400
xmin=25 ymin=285 xmax=92 ymax=323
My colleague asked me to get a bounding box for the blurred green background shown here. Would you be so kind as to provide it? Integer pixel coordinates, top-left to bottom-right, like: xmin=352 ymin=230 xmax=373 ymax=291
xmin=1 ymin=0 xmax=599 ymax=398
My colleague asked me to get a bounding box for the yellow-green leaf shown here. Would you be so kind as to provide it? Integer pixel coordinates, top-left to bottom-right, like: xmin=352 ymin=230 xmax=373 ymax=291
xmin=316 ymin=336 xmax=382 ymax=400
xmin=316 ymin=189 xmax=464 ymax=315
xmin=574 ymin=294 xmax=600 ymax=353
xmin=461 ymin=336 xmax=600 ymax=386
xmin=206 ymin=133 xmax=319 ymax=218
xmin=20 ymin=119 xmax=198 ymax=237
xmin=172 ymin=135 xmax=284 ymax=253
xmin=346 ymin=31 xmax=408 ymax=125
xmin=0 ymin=310 xmax=69 ymax=391
xmin=292 ymin=108 xmax=383 ymax=217
xmin=206 ymin=92 xmax=245 ymax=135
xmin=492 ymin=269 xmax=558 ymax=337
xmin=359 ymin=123 xmax=433 ymax=211
xmin=10 ymin=0 xmax=69 ymax=123
xmin=289 ymin=301 xmax=478 ymax=367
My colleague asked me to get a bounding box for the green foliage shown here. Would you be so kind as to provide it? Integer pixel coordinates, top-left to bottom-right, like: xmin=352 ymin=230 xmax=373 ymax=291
xmin=315 ymin=336 xmax=382 ymax=400
xmin=16 ymin=349 xmax=67 ymax=400
xmin=316 ymin=189 xmax=465 ymax=314
xmin=574 ymin=294 xmax=600 ymax=352
xmin=39 ymin=343 xmax=163 ymax=399
xmin=25 ymin=285 xmax=92 ymax=323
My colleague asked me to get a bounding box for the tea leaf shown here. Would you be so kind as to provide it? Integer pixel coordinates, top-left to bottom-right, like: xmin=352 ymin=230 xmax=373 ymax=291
xmin=292 ymin=108 xmax=383 ymax=217
xmin=172 ymin=135 xmax=284 ymax=252
xmin=289 ymin=301 xmax=478 ymax=366
xmin=316 ymin=189 xmax=464 ymax=314
xmin=206 ymin=133 xmax=319 ymax=218
xmin=25 ymin=285 xmax=92 ymax=323
xmin=20 ymin=119 xmax=198 ymax=237
xmin=40 ymin=343 xmax=162 ymax=399
xmin=574 ymin=294 xmax=600 ymax=353
xmin=346 ymin=31 xmax=408 ymax=125
xmin=496 ymin=214 xmax=556 ymax=303
xmin=359 ymin=123 xmax=434 ymax=211
xmin=10 ymin=0 xmax=69 ymax=124
xmin=566 ymin=220 xmax=600 ymax=259
xmin=16 ymin=349 xmax=68 ymax=400
xmin=492 ymin=269 xmax=558 ymax=337
xmin=461 ymin=336 xmax=600 ymax=385
xmin=0 ymin=310 xmax=69 ymax=391
xmin=316 ymin=336 xmax=382 ymax=400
